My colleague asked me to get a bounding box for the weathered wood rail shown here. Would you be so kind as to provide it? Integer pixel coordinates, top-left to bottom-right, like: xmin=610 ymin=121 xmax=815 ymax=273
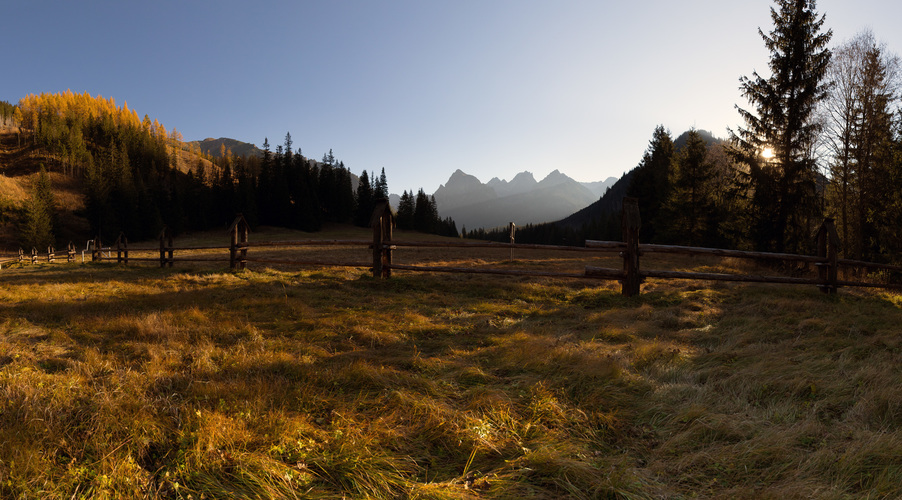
xmin=3 ymin=199 xmax=900 ymax=296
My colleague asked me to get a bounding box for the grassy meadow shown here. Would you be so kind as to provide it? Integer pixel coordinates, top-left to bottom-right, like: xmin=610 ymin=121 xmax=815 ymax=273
xmin=1 ymin=227 xmax=902 ymax=499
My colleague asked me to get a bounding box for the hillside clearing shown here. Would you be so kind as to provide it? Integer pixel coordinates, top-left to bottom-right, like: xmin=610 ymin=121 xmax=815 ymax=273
xmin=0 ymin=250 xmax=901 ymax=498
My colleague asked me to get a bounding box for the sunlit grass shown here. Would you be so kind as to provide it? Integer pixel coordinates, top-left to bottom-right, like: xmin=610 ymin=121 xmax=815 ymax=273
xmin=1 ymin=243 xmax=901 ymax=498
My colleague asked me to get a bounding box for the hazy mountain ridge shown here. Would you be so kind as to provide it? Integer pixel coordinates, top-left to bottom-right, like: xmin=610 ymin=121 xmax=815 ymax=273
xmin=487 ymin=171 xmax=538 ymax=197
xmin=433 ymin=169 xmax=615 ymax=230
xmin=433 ymin=170 xmax=497 ymax=211
xmin=556 ymin=170 xmax=636 ymax=230
xmin=188 ymin=137 xmax=264 ymax=159
xmin=581 ymin=177 xmax=620 ymax=198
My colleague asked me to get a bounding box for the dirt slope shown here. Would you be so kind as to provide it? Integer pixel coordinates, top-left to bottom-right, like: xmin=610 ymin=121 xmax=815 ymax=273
xmin=0 ymin=130 xmax=89 ymax=248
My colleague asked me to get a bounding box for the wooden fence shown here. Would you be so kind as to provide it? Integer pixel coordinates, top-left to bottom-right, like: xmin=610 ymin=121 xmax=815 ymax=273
xmin=0 ymin=243 xmax=78 ymax=269
xmin=370 ymin=198 xmax=902 ymax=295
xmin=3 ymin=199 xmax=901 ymax=296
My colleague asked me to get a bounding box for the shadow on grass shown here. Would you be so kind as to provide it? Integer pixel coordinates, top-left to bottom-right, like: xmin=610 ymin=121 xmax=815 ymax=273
xmin=4 ymin=264 xmax=902 ymax=497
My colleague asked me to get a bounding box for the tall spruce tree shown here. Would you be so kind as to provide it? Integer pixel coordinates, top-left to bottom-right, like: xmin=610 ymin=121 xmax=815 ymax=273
xmin=626 ymin=125 xmax=674 ymax=242
xmin=884 ymin=116 xmax=902 ymax=260
xmin=396 ymin=190 xmax=415 ymax=230
xmin=660 ymin=130 xmax=719 ymax=246
xmin=334 ymin=161 xmax=356 ymax=223
xmin=294 ymin=154 xmax=321 ymax=231
xmin=374 ymin=168 xmax=388 ymax=199
xmin=413 ymin=189 xmax=437 ymax=233
xmin=257 ymin=138 xmax=275 ymax=223
xmin=854 ymin=45 xmax=900 ymax=259
xmin=730 ymin=0 xmax=832 ymax=253
xmin=822 ymin=31 xmax=872 ymax=257
xmin=355 ymin=170 xmax=374 ymax=227
xmin=22 ymin=166 xmax=56 ymax=249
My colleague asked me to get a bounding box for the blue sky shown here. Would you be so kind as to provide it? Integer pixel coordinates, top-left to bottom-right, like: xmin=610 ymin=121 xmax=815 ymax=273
xmin=5 ymin=1 xmax=901 ymax=194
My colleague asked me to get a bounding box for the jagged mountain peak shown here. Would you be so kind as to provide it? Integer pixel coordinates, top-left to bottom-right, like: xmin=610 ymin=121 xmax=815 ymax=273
xmin=449 ymin=168 xmax=472 ymax=180
xmin=439 ymin=169 xmax=485 ymax=191
xmin=434 ymin=170 xmax=497 ymax=211
xmin=539 ymin=169 xmax=572 ymax=186
xmin=510 ymin=171 xmax=537 ymax=183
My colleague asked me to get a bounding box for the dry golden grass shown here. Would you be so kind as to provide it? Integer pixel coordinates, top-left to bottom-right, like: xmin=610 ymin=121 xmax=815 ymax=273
xmin=1 ymin=227 xmax=901 ymax=498
xmin=0 ymin=175 xmax=28 ymax=202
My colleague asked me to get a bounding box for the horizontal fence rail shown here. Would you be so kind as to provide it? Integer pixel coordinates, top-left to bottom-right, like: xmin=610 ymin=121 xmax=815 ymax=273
xmin=620 ymin=242 xmax=827 ymax=263
xmin=240 ymin=239 xmax=372 ymax=248
xmin=836 ymin=258 xmax=902 ymax=274
xmin=389 ymin=239 xmax=615 ymax=253
xmin=387 ymin=263 xmax=589 ymax=280
xmin=2 ymin=199 xmax=900 ymax=295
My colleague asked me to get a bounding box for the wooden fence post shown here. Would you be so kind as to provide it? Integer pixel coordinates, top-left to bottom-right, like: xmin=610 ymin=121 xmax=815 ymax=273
xmin=159 ymin=227 xmax=173 ymax=268
xmin=816 ymin=223 xmax=827 ymax=285
xmin=92 ymin=237 xmax=101 ymax=262
xmin=47 ymin=245 xmax=54 ymax=263
xmin=621 ymin=197 xmax=642 ymax=297
xmin=229 ymin=224 xmax=238 ymax=269
xmin=509 ymin=222 xmax=516 ymax=261
xmin=229 ymin=215 xmax=249 ymax=270
xmin=382 ymin=204 xmax=393 ymax=278
xmin=116 ymin=233 xmax=128 ymax=265
xmin=816 ymin=218 xmax=839 ymax=294
xmin=67 ymin=242 xmax=76 ymax=263
xmin=239 ymin=219 xmax=248 ymax=269
xmin=372 ymin=216 xmax=383 ymax=278
xmin=18 ymin=248 xmax=23 ymax=262
xmin=31 ymin=247 xmax=37 ymax=265
xmin=371 ymin=199 xmax=393 ymax=278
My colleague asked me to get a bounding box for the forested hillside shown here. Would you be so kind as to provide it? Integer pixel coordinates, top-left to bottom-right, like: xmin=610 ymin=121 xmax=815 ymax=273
xmin=0 ymin=92 xmax=456 ymax=249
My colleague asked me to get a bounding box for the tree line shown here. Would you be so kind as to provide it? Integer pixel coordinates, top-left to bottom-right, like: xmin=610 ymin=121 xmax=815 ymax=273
xmin=5 ymin=91 xmax=457 ymax=247
xmin=471 ymin=0 xmax=902 ymax=264
xmin=0 ymin=100 xmax=18 ymax=128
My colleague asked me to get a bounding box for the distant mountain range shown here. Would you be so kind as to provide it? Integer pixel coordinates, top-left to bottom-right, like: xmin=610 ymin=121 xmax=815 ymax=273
xmin=192 ymin=136 xmax=623 ymax=230
xmin=433 ymin=169 xmax=616 ymax=230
